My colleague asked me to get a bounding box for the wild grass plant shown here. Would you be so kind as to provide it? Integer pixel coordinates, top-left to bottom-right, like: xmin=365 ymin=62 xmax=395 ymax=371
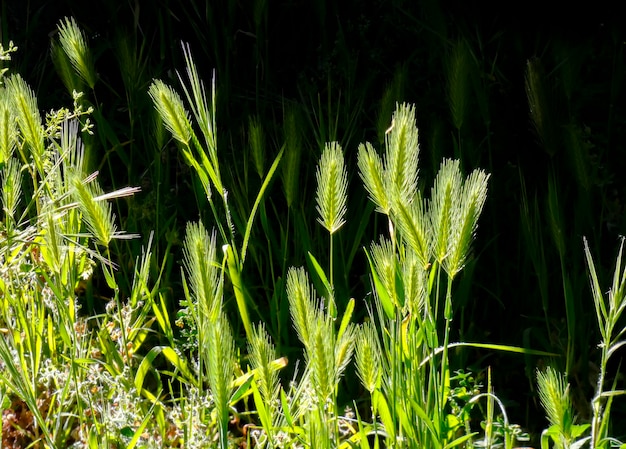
xmin=3 ymin=15 xmax=626 ymax=449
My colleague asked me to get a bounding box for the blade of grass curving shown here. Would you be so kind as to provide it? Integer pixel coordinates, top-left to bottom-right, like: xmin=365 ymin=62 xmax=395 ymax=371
xmin=337 ymin=298 xmax=355 ymax=341
xmin=418 ymin=341 xmax=558 ymax=368
xmin=225 ymin=243 xmax=254 ymax=339
xmin=241 ymin=145 xmax=284 ymax=264
xmin=306 ymin=251 xmax=333 ymax=310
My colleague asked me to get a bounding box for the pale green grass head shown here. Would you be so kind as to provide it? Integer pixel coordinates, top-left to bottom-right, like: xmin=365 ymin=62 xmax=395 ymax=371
xmin=355 ymin=321 xmax=382 ymax=393
xmin=429 ymin=160 xmax=489 ymax=279
xmin=0 ymin=93 xmax=17 ymax=163
xmin=358 ymin=141 xmax=389 ymax=214
xmin=537 ymin=367 xmax=573 ymax=437
xmin=315 ymin=141 xmax=348 ymax=234
xmin=358 ymin=102 xmax=420 ymax=218
xmin=182 ymin=221 xmax=223 ymax=322
xmin=370 ymin=236 xmax=401 ymax=307
xmin=57 ymin=17 xmax=97 ymax=89
xmin=1 ymin=157 xmax=22 ymax=226
xmin=286 ymin=266 xmax=317 ymax=348
xmin=5 ymin=74 xmax=45 ymax=164
xmin=430 ymin=158 xmax=462 ymax=265
xmin=149 ymin=80 xmax=193 ymax=146
xmin=386 ymin=102 xmax=420 ymax=201
xmin=248 ymin=323 xmax=281 ymax=423
xmin=207 ymin=312 xmax=236 ymax=448
xmin=444 ymin=167 xmax=489 ymax=278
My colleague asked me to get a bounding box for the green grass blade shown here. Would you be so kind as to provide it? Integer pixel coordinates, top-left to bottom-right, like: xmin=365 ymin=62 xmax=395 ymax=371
xmin=241 ymin=145 xmax=284 ymax=264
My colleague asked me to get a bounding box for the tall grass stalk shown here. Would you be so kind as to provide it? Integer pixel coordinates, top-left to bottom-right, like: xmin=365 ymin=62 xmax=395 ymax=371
xmin=584 ymin=237 xmax=626 ymax=448
xmin=315 ymin=141 xmax=348 ymax=314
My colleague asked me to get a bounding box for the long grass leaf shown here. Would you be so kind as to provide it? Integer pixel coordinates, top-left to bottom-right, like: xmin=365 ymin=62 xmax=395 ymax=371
xmin=241 ymin=145 xmax=284 ymax=264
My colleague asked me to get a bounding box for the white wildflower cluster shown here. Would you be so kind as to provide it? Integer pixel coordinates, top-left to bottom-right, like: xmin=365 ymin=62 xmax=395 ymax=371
xmin=165 ymin=385 xmax=217 ymax=449
xmin=249 ymin=428 xmax=295 ymax=449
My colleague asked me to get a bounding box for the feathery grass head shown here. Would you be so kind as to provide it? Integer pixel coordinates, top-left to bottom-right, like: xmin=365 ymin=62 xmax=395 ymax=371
xmin=72 ymin=175 xmax=116 ymax=247
xmin=371 ymin=237 xmax=401 ymax=307
xmin=315 ymin=141 xmax=348 ymax=234
xmin=5 ymin=74 xmax=45 ymax=166
xmin=525 ymin=57 xmax=558 ymax=156
xmin=248 ymin=323 xmax=280 ymax=411
xmin=537 ymin=366 xmax=575 ymax=445
xmin=286 ymin=267 xmax=317 ymax=348
xmin=358 ymin=141 xmax=390 ymax=214
xmin=1 ymin=157 xmax=22 ymax=225
xmin=430 ymin=158 xmax=462 ymax=264
xmin=308 ymin=314 xmax=336 ymax=403
xmin=182 ymin=221 xmax=223 ymax=322
xmin=402 ymin=248 xmax=427 ymax=315
xmin=207 ymin=312 xmax=236 ymax=448
xmin=392 ymin=191 xmax=431 ymax=269
xmin=444 ymin=167 xmax=489 ymax=278
xmin=148 ymin=80 xmax=193 ymax=145
xmin=57 ymin=17 xmax=97 ymax=90
xmin=51 ymin=39 xmax=84 ymax=95
xmin=386 ymin=102 xmax=420 ymax=201
xmin=179 ymin=43 xmax=217 ymax=155
xmin=0 ymin=94 xmax=16 ymax=164
xmin=359 ymin=102 xmax=420 ymax=217
xmin=355 ymin=321 xmax=382 ymax=393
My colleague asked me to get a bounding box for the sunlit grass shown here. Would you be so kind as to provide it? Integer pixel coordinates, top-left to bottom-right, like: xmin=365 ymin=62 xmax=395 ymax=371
xmin=1 ymin=15 xmax=624 ymax=449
